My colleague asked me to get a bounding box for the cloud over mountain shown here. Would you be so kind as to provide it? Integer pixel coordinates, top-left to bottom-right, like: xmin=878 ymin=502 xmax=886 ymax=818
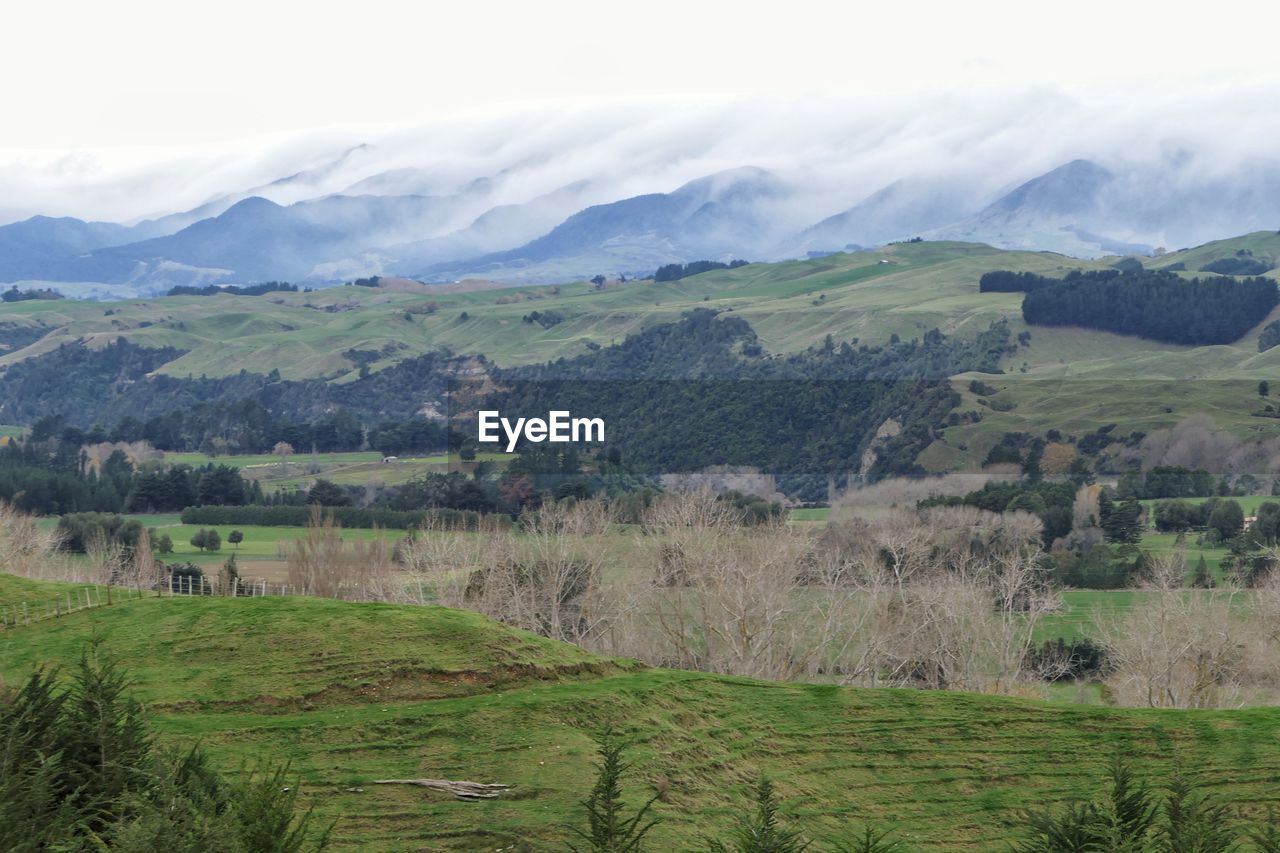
xmin=4 ymin=84 xmax=1280 ymax=289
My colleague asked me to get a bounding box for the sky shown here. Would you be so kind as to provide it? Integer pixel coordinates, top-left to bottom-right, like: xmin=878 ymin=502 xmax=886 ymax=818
xmin=6 ymin=0 xmax=1278 ymax=152
xmin=3 ymin=0 xmax=1280 ymax=223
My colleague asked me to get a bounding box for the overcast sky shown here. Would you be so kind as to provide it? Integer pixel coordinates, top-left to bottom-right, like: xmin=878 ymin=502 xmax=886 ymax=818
xmin=5 ymin=0 xmax=1278 ymax=154
xmin=2 ymin=0 xmax=1279 ymax=224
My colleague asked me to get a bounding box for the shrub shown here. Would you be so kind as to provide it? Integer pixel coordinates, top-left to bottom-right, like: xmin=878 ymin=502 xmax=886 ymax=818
xmin=564 ymin=733 xmax=660 ymax=852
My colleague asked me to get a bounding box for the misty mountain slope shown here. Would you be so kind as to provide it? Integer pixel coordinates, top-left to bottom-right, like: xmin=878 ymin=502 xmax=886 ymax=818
xmin=384 ymin=181 xmax=600 ymax=270
xmin=68 ymin=191 xmax=489 ymax=286
xmin=0 ymin=216 xmax=143 ymax=281
xmin=986 ymin=159 xmax=1114 ymax=217
xmin=926 ymin=159 xmax=1148 ymax=256
xmin=418 ymin=167 xmax=794 ymax=282
xmin=789 ymin=179 xmax=975 ymax=254
xmin=11 ymin=142 xmax=1280 ymax=292
xmin=84 ymin=197 xmax=349 ymax=283
xmin=119 ymin=144 xmax=386 ymax=241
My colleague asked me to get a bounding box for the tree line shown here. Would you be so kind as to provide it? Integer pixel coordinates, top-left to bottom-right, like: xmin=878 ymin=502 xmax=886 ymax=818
xmin=30 ymin=407 xmax=457 ymax=457
xmin=0 ymin=338 xmax=465 ymax=429
xmin=0 ymin=433 xmax=262 ymax=516
xmin=653 ymin=259 xmax=748 ymax=282
xmin=166 ymin=281 xmax=300 ymax=296
xmin=1 ymin=285 xmax=63 ymax=302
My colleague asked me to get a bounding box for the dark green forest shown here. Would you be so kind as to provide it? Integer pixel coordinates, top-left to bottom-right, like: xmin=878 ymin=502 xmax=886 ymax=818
xmin=1018 ymin=270 xmax=1277 ymax=344
xmin=652 ymin=259 xmax=748 ymax=282
xmin=484 ymin=309 xmax=1012 ymax=480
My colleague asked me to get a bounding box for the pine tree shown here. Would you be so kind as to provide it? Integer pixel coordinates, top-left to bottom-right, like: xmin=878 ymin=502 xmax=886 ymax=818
xmin=1193 ymin=555 xmax=1214 ymax=589
xmin=1 ymin=650 xmax=330 ymax=850
xmin=565 ymin=732 xmax=660 ymax=852
xmin=830 ymin=826 xmax=901 ymax=852
xmin=1014 ymin=760 xmax=1158 ymax=852
xmin=1161 ymin=768 xmax=1236 ymax=852
xmin=707 ymin=776 xmax=809 ymax=852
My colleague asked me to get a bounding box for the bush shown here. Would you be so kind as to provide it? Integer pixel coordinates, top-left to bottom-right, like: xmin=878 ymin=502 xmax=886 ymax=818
xmin=190 ymin=528 xmax=222 ymax=552
xmin=55 ymin=512 xmax=144 ymax=553
xmin=564 ymin=733 xmax=660 ymax=852
xmin=1201 ymin=256 xmax=1273 ymax=275
xmin=1208 ymin=499 xmax=1245 ymax=540
xmin=1014 ymin=760 xmax=1253 ymax=853
xmin=706 ymin=776 xmax=808 ymax=853
xmin=1153 ymin=499 xmax=1201 ymax=532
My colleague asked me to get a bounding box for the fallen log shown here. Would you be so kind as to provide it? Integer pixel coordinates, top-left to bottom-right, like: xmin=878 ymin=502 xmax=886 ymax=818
xmin=371 ymin=778 xmax=512 ymax=801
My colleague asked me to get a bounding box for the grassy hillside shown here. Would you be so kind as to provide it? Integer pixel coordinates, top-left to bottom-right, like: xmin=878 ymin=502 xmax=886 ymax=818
xmin=2 ymin=237 xmax=1273 ymax=385
xmin=6 ymin=236 xmax=1280 ymax=472
xmin=1148 ymin=230 xmax=1280 ymax=273
xmin=0 ymin=241 xmax=1116 ymax=378
xmin=4 ymin=581 xmax=1280 ymax=849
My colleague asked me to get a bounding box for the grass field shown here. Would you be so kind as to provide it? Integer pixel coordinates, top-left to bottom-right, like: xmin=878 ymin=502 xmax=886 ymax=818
xmin=161 ymin=451 xmax=385 ymax=468
xmin=1036 ymin=590 xmax=1144 ymax=642
xmin=4 ymin=584 xmax=1280 ymax=849
xmin=152 ymin=450 xmax=510 ymax=493
xmin=1138 ymin=495 xmax=1278 ymax=518
xmin=152 ymin=522 xmax=405 ymax=566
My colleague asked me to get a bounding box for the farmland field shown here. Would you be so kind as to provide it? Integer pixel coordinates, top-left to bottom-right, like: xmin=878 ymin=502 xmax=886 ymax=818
xmin=152 ymin=450 xmax=511 ymax=493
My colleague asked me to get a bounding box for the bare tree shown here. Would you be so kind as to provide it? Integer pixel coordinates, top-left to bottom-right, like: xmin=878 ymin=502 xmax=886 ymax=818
xmin=400 ymin=500 xmax=623 ymax=645
xmin=284 ymin=506 xmax=404 ymax=601
xmin=640 ymin=497 xmax=813 ymax=680
xmin=273 ymin=440 xmax=294 ymax=474
xmin=1100 ymin=550 xmax=1246 ymax=709
xmin=86 ymin=532 xmax=130 ymax=587
xmin=0 ymin=501 xmax=67 ymax=580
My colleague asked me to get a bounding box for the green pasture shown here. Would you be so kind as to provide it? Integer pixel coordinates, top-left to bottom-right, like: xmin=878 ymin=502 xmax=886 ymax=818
xmin=4 ymin=587 xmax=1280 ymax=849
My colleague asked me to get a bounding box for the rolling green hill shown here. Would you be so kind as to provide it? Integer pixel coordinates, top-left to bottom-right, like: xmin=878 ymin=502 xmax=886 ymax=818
xmin=0 ymin=241 xmax=1126 ymax=379
xmin=5 ymin=235 xmax=1280 ymax=474
xmin=4 ymin=579 xmax=1280 ymax=850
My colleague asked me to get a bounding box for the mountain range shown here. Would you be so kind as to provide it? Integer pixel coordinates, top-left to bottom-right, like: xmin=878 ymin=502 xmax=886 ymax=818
xmin=4 ymin=150 xmax=1280 ymax=294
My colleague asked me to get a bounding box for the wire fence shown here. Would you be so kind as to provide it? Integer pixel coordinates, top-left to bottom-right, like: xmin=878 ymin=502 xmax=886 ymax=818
xmin=1 ymin=573 xmax=311 ymax=630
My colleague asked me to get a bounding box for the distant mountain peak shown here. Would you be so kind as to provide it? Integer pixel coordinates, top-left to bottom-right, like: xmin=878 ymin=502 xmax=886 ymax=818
xmin=988 ymin=158 xmax=1113 ymax=217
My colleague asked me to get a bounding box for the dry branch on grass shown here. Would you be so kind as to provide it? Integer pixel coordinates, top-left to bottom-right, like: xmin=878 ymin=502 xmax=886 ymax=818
xmin=371 ymin=779 xmax=512 ymax=800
